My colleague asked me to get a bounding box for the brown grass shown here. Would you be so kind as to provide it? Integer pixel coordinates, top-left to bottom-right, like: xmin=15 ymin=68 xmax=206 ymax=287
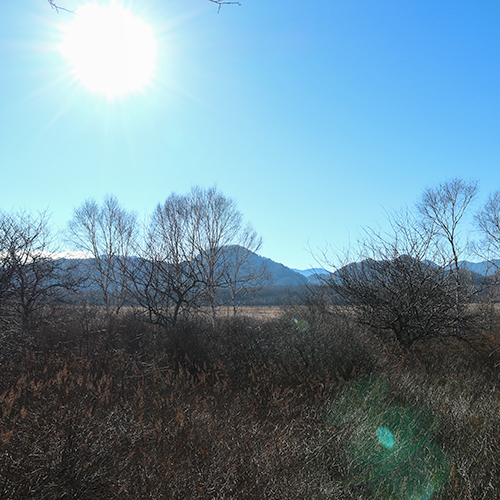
xmin=217 ymin=305 xmax=284 ymax=320
xmin=0 ymin=351 xmax=333 ymax=499
xmin=1 ymin=308 xmax=500 ymax=499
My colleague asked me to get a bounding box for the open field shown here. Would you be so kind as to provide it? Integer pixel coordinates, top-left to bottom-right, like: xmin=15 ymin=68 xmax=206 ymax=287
xmin=216 ymin=305 xmax=284 ymax=320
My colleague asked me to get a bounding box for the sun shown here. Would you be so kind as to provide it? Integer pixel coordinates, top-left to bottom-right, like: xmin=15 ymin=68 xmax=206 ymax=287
xmin=60 ymin=3 xmax=156 ymax=98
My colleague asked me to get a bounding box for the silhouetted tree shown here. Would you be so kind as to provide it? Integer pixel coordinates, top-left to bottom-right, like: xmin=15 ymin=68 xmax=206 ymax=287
xmin=475 ymin=189 xmax=500 ymax=268
xmin=324 ymin=209 xmax=458 ymax=349
xmin=223 ymin=237 xmax=271 ymax=316
xmin=0 ymin=210 xmax=81 ymax=331
xmin=417 ymin=177 xmax=479 ymax=335
xmin=132 ymin=187 xmax=267 ymax=328
xmin=130 ymin=193 xmax=204 ymax=327
xmin=323 ymin=183 xmax=481 ymax=350
xmin=67 ymin=195 xmax=137 ymax=325
xmin=189 ymin=186 xmax=269 ymax=327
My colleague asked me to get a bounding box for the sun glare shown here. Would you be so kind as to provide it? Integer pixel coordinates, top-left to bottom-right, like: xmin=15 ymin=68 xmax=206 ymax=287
xmin=60 ymin=3 xmax=156 ymax=98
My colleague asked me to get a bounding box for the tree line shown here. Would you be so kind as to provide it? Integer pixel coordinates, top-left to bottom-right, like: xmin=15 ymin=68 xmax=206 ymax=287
xmin=3 ymin=178 xmax=500 ymax=352
xmin=0 ymin=187 xmax=269 ymax=334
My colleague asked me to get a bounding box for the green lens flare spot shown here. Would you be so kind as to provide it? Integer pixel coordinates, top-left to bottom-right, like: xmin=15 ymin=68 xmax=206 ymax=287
xmin=323 ymin=373 xmax=449 ymax=499
xmin=376 ymin=426 xmax=395 ymax=448
xmin=292 ymin=317 xmax=309 ymax=332
xmin=324 ymin=373 xmax=390 ymax=425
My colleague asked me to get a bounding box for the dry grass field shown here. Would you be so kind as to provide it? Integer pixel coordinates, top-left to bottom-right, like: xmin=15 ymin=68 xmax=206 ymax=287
xmin=1 ymin=305 xmax=500 ymax=499
xmin=218 ymin=305 xmax=284 ymax=320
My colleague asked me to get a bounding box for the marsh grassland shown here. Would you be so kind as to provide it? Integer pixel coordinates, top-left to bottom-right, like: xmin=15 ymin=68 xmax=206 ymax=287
xmin=1 ymin=305 xmax=500 ymax=499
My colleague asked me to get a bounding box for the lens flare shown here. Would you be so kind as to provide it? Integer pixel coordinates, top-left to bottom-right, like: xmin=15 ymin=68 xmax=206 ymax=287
xmin=324 ymin=374 xmax=450 ymax=499
xmin=376 ymin=426 xmax=395 ymax=449
xmin=292 ymin=317 xmax=309 ymax=332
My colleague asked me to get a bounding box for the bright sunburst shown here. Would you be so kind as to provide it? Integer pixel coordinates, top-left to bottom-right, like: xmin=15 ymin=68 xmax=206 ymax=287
xmin=60 ymin=3 xmax=156 ymax=98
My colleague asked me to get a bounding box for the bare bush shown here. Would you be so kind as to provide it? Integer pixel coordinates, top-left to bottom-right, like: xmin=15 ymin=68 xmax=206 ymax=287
xmin=321 ymin=180 xmax=483 ymax=350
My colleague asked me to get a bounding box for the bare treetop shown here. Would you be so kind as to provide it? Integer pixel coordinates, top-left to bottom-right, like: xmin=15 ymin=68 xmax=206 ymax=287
xmin=417 ymin=178 xmax=478 ymax=245
xmin=475 ymin=190 xmax=500 ymax=266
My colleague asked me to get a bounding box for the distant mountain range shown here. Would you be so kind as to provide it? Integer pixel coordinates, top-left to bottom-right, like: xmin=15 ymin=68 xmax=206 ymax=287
xmin=245 ymin=254 xmax=316 ymax=286
xmin=220 ymin=250 xmax=500 ymax=284
xmin=53 ymin=250 xmax=500 ymax=288
xmin=458 ymin=260 xmax=500 ymax=276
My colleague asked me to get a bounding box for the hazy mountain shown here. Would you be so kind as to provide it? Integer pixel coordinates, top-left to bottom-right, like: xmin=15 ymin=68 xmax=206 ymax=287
xmin=56 ymin=247 xmax=310 ymax=288
xmin=228 ymin=249 xmax=332 ymax=286
xmin=245 ymin=253 xmax=307 ymax=286
xmin=328 ymin=257 xmax=498 ymax=287
xmin=55 ymin=250 xmax=500 ymax=292
xmin=459 ymin=260 xmax=500 ymax=276
xmin=291 ymin=267 xmax=330 ymax=283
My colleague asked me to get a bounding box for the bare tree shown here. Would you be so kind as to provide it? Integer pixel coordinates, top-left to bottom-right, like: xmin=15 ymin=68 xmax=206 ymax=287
xmin=323 ymin=208 xmax=462 ymax=349
xmin=321 ymin=179 xmax=486 ymax=349
xmin=417 ymin=178 xmax=479 ymax=335
xmin=188 ymin=186 xmax=270 ymax=327
xmin=475 ymin=190 xmax=500 ymax=267
xmin=417 ymin=178 xmax=478 ymax=269
xmin=132 ymin=187 xmax=267 ymax=329
xmin=131 ymin=194 xmax=203 ymax=327
xmin=67 ymin=195 xmax=137 ymax=325
xmin=0 ymin=210 xmax=81 ymax=331
xmin=223 ymin=229 xmax=271 ymax=316
xmin=0 ymin=213 xmax=18 ymax=310
xmin=189 ymin=186 xmax=244 ymax=327
xmin=473 ymin=190 xmax=500 ymax=327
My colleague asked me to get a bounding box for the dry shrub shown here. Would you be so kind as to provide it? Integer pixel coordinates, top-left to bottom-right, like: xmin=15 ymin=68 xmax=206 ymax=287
xmin=0 ymin=348 xmax=335 ymax=499
xmin=275 ymin=306 xmax=384 ymax=379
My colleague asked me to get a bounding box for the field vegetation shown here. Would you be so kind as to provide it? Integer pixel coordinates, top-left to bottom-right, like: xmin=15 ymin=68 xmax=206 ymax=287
xmin=1 ymin=302 xmax=500 ymax=499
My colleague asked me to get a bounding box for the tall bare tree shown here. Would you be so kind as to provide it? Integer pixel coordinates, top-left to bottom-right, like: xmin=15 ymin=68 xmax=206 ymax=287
xmin=475 ymin=190 xmax=500 ymax=266
xmin=189 ymin=186 xmax=246 ymax=326
xmin=417 ymin=178 xmax=479 ymax=335
xmin=474 ymin=190 xmax=500 ymax=316
xmin=223 ymin=229 xmax=271 ymax=316
xmin=417 ymin=178 xmax=478 ymax=269
xmin=131 ymin=193 xmax=203 ymax=327
xmin=132 ymin=187 xmax=267 ymax=329
xmin=67 ymin=195 xmax=137 ymax=324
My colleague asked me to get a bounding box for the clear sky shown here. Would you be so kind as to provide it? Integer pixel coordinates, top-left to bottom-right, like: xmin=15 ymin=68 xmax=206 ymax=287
xmin=1 ymin=0 xmax=499 ymax=269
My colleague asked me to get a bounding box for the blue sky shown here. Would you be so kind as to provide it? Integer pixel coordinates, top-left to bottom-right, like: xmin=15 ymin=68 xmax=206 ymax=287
xmin=1 ymin=0 xmax=499 ymax=269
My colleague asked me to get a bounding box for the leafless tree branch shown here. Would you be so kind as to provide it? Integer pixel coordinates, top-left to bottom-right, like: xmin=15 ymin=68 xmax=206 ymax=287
xmin=47 ymin=0 xmax=74 ymax=14
xmin=208 ymin=0 xmax=241 ymax=14
xmin=47 ymin=0 xmax=240 ymax=15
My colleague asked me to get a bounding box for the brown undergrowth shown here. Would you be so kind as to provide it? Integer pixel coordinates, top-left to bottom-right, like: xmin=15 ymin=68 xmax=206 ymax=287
xmin=1 ymin=308 xmax=500 ymax=499
xmin=0 ymin=348 xmax=342 ymax=499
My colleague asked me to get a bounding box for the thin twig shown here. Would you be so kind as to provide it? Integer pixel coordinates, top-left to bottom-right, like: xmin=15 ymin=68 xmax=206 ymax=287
xmin=47 ymin=0 xmax=74 ymax=14
xmin=208 ymin=0 xmax=242 ymax=14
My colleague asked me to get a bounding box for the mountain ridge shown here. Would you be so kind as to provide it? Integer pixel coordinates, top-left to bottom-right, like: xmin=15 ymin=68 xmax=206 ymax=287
xmin=53 ymin=249 xmax=500 ymax=286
